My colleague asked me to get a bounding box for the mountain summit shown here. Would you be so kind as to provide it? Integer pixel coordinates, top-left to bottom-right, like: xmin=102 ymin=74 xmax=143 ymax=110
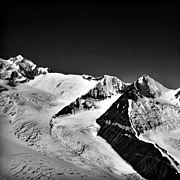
xmin=0 ymin=56 xmax=180 ymax=180
xmin=0 ymin=55 xmax=51 ymax=86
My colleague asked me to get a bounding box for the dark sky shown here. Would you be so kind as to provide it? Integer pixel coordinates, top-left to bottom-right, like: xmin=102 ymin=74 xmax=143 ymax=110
xmin=0 ymin=1 xmax=179 ymax=88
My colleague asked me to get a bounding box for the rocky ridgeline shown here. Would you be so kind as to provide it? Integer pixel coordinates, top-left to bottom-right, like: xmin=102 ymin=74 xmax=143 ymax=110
xmin=54 ymin=75 xmax=127 ymax=117
xmin=0 ymin=55 xmax=51 ymax=86
xmin=96 ymin=82 xmax=180 ymax=180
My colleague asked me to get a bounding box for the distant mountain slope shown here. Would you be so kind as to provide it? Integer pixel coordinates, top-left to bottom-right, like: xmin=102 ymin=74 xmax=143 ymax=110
xmin=0 ymin=55 xmax=51 ymax=86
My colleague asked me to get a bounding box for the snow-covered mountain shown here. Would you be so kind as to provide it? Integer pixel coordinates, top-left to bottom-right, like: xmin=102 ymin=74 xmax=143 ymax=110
xmin=0 ymin=55 xmax=51 ymax=86
xmin=97 ymin=80 xmax=180 ymax=179
xmin=52 ymin=74 xmax=127 ymax=118
xmin=0 ymin=55 xmax=180 ymax=180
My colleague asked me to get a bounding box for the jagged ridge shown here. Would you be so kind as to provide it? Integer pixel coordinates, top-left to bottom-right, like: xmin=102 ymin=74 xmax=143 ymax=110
xmin=0 ymin=55 xmax=51 ymax=86
xmin=53 ymin=75 xmax=127 ymax=117
xmin=96 ymin=81 xmax=180 ymax=179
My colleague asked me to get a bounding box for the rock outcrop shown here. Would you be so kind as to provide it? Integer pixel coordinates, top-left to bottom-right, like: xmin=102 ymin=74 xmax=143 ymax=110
xmin=96 ymin=82 xmax=180 ymax=180
xmin=54 ymin=75 xmax=126 ymax=117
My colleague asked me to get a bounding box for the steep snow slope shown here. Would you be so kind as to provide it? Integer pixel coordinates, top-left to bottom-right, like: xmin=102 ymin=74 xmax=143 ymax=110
xmin=52 ymin=74 xmax=126 ymax=118
xmin=136 ymin=74 xmax=180 ymax=106
xmin=27 ymin=73 xmax=99 ymax=103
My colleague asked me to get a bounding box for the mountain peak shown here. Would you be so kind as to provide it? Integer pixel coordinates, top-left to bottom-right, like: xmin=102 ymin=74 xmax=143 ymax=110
xmin=135 ymin=74 xmax=169 ymax=98
xmin=9 ymin=54 xmax=26 ymax=63
xmin=137 ymin=74 xmax=152 ymax=83
xmin=0 ymin=56 xmax=51 ymax=85
xmin=16 ymin=55 xmax=24 ymax=61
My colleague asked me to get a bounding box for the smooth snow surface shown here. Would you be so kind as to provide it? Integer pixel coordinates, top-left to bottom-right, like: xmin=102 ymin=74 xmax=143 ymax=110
xmin=27 ymin=73 xmax=98 ymax=103
xmin=158 ymin=89 xmax=180 ymax=106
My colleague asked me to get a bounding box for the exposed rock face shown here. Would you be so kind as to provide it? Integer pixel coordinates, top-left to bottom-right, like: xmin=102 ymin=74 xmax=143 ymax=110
xmin=82 ymin=75 xmax=126 ymax=99
xmin=135 ymin=74 xmax=169 ymax=98
xmin=0 ymin=55 xmax=51 ymax=86
xmin=130 ymin=98 xmax=180 ymax=134
xmin=135 ymin=75 xmax=155 ymax=98
xmin=54 ymin=75 xmax=126 ymax=117
xmin=96 ymin=84 xmax=180 ymax=180
xmin=175 ymin=89 xmax=180 ymax=101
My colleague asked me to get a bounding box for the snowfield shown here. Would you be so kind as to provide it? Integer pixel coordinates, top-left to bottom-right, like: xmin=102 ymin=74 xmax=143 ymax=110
xmin=27 ymin=73 xmax=99 ymax=103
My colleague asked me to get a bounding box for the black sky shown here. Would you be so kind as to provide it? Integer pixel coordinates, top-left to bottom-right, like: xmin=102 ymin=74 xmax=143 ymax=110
xmin=0 ymin=1 xmax=179 ymax=88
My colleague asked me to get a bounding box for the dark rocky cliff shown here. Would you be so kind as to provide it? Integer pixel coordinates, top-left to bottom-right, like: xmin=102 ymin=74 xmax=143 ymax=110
xmin=96 ymin=84 xmax=180 ymax=180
